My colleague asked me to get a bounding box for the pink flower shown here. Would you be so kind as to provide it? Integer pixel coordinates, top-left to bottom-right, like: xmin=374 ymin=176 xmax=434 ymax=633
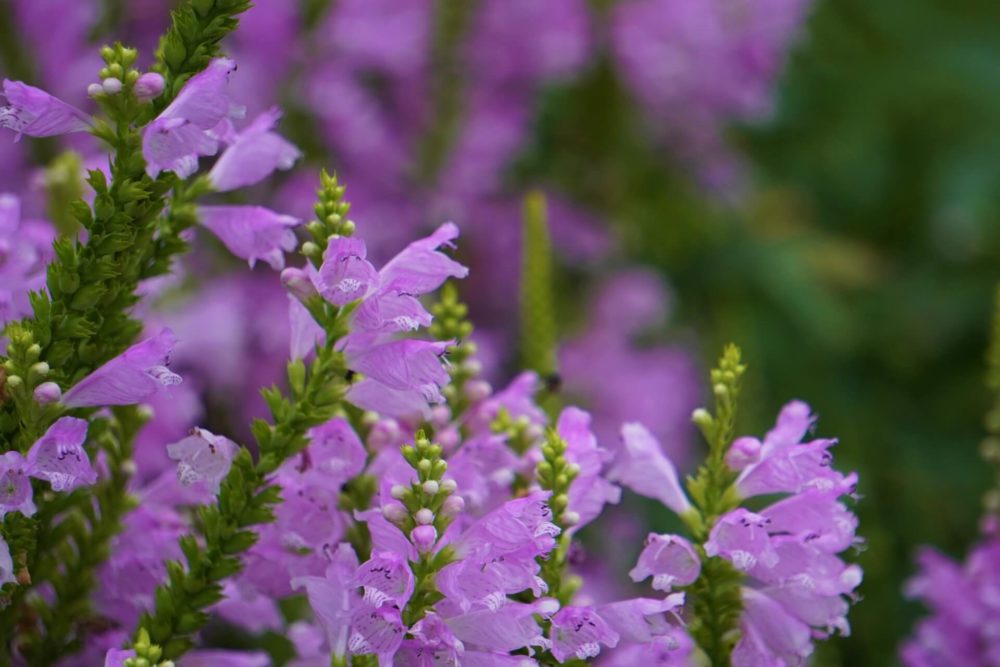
xmin=142 ymin=58 xmax=246 ymax=178
xmin=197 ymin=205 xmax=300 ymax=270
xmin=166 ymin=427 xmax=239 ymax=493
xmin=608 ymin=422 xmax=692 ymax=516
xmin=209 ymin=108 xmax=301 ymax=191
xmin=630 ymin=534 xmax=701 ymax=591
xmin=0 ymin=451 xmax=35 ymax=516
xmin=26 ymin=416 xmax=96 ymax=491
xmin=0 ymin=80 xmax=89 ymax=139
xmin=62 ymin=329 xmax=181 ymax=408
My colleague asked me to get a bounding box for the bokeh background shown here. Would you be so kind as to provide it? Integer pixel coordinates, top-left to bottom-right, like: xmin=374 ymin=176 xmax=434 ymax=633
xmin=2 ymin=0 xmax=999 ymax=664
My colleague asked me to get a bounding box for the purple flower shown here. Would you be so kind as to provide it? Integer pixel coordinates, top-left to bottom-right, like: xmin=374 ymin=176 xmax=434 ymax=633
xmin=444 ymin=599 xmax=557 ymax=654
xmin=62 ymin=328 xmax=181 ymax=408
xmin=299 ymin=418 xmax=367 ymax=485
xmin=0 ymin=535 xmax=13 ymax=586
xmin=180 ymin=650 xmax=271 ymax=667
xmin=377 ymin=222 xmax=469 ymax=295
xmin=103 ymin=649 xmax=134 ymax=667
xmin=550 ymin=606 xmax=620 ymax=661
xmin=607 ymin=422 xmax=692 ymax=516
xmin=705 ymin=509 xmax=780 ymax=572
xmin=902 ymin=538 xmax=1000 ymax=666
xmin=0 ymin=193 xmax=55 ymax=331
xmin=630 ymin=534 xmax=701 ymax=591
xmin=0 ymin=79 xmax=89 ymax=139
xmin=166 ymin=427 xmax=239 ymax=492
xmin=209 ymin=108 xmax=302 ymax=191
xmin=348 ymin=604 xmax=406 ymax=666
xmin=346 ymin=338 xmax=451 ymax=403
xmin=355 ymin=552 xmax=415 ymax=608
xmin=142 ymin=58 xmax=246 ymax=178
xmin=556 ymin=407 xmax=621 ymax=529
xmin=292 ymin=544 xmax=360 ymax=658
xmin=134 ymin=72 xmax=165 ymax=102
xmin=0 ymin=451 xmax=35 ymax=516
xmin=317 ymin=237 xmax=380 ymax=306
xmin=734 ymin=401 xmax=857 ymax=498
xmin=197 ymin=205 xmax=301 ymax=270
xmin=26 ymin=416 xmax=96 ymax=491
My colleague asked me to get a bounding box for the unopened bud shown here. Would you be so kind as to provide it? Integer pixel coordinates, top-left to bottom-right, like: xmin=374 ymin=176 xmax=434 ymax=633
xmin=102 ymin=77 xmax=123 ymax=94
xmin=87 ymin=83 xmax=104 ymax=98
xmin=415 ymin=508 xmax=435 ymax=525
xmin=390 ymin=485 xmax=408 ymax=500
xmin=33 ymin=381 xmax=61 ymax=405
xmin=442 ymin=495 xmax=465 ymax=517
xmin=29 ymin=362 xmax=49 ymax=377
xmin=430 ymin=405 xmax=451 ymax=427
xmin=465 ymin=380 xmax=492 ymax=402
xmin=561 ymin=511 xmax=580 ymax=527
xmin=410 ymin=525 xmax=438 ymax=553
xmin=5 ymin=375 xmax=22 ymax=390
xmin=725 ymin=436 xmax=762 ymax=471
xmin=382 ymin=503 xmax=408 ymax=524
xmin=422 ymin=480 xmax=439 ymax=495
xmin=280 ymin=267 xmax=317 ymax=301
xmin=440 ymin=478 xmax=457 ymax=494
xmin=692 ymin=408 xmax=712 ymax=428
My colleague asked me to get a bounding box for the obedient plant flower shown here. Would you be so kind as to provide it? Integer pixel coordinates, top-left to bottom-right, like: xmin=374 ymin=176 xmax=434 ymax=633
xmin=209 ymin=107 xmax=302 ymax=192
xmin=143 ymin=58 xmax=246 ymax=178
xmin=607 ymin=422 xmax=693 ymax=516
xmin=0 ymin=451 xmax=36 ymax=516
xmin=0 ymin=537 xmax=12 ymax=587
xmin=62 ymin=328 xmax=181 ymax=408
xmin=166 ymin=427 xmax=239 ymax=492
xmin=197 ymin=205 xmax=301 ymax=270
xmin=0 ymin=79 xmax=90 ymax=140
xmin=26 ymin=416 xmax=96 ymax=492
xmin=0 ymin=193 xmax=55 ymax=330
xmin=902 ymin=538 xmax=1000 ymax=665
xmin=630 ymin=534 xmax=701 ymax=591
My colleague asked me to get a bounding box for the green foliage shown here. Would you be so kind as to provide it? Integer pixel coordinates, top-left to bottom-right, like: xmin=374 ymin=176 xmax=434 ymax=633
xmin=151 ymin=0 xmax=253 ymax=111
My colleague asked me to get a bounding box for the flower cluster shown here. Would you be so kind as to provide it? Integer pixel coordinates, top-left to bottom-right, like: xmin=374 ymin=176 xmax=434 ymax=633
xmin=0 ymin=5 xmax=860 ymax=667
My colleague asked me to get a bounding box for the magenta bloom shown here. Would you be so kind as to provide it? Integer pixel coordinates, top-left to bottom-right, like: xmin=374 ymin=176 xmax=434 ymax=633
xmin=0 ymin=451 xmax=36 ymax=517
xmin=607 ymin=422 xmax=692 ymax=516
xmin=0 ymin=79 xmax=89 ymax=139
xmin=197 ymin=205 xmax=301 ymax=270
xmin=902 ymin=538 xmax=1000 ymax=666
xmin=0 ymin=193 xmax=55 ymax=331
xmin=142 ymin=58 xmax=246 ymax=178
xmin=26 ymin=416 xmax=96 ymax=491
xmin=209 ymin=107 xmax=302 ymax=191
xmin=630 ymin=533 xmax=701 ymax=591
xmin=62 ymin=328 xmax=181 ymax=408
xmin=556 ymin=407 xmax=621 ymax=529
xmin=550 ymin=606 xmax=620 ymax=661
xmin=733 ymin=401 xmax=857 ymax=498
xmin=166 ymin=427 xmax=239 ymax=492
xmin=317 ymin=237 xmax=380 ymax=306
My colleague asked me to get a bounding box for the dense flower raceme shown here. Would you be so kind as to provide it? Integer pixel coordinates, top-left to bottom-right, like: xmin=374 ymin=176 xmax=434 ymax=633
xmin=901 ymin=538 xmax=1000 ymax=666
xmin=616 ymin=401 xmax=862 ymax=665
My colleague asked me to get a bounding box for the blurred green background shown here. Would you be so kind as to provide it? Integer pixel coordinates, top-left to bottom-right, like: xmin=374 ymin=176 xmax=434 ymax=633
xmin=524 ymin=0 xmax=1000 ymax=663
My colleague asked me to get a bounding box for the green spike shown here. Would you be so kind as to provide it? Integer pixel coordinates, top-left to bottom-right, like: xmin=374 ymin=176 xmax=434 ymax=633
xmin=519 ymin=191 xmax=558 ymax=379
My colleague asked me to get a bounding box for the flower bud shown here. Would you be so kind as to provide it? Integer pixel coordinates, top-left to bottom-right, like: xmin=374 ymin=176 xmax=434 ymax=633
xmin=134 ymin=72 xmax=165 ymax=101
xmin=442 ymin=495 xmax=465 ymax=517
xmin=87 ymin=83 xmax=104 ymax=98
xmin=465 ymin=379 xmax=492 ymax=402
xmin=102 ymin=77 xmax=123 ymax=94
xmin=422 ymin=480 xmax=439 ymax=495
xmin=415 ymin=508 xmax=435 ymax=525
xmin=410 ymin=525 xmax=438 ymax=553
xmin=561 ymin=511 xmax=580 ymax=527
xmin=725 ymin=436 xmax=762 ymax=471
xmin=382 ymin=503 xmax=408 ymax=525
xmin=280 ymin=267 xmax=317 ymax=301
xmin=390 ymin=485 xmax=408 ymax=500
xmin=440 ymin=478 xmax=458 ymax=494
xmin=430 ymin=405 xmax=451 ymax=427
xmin=33 ymin=381 xmax=61 ymax=404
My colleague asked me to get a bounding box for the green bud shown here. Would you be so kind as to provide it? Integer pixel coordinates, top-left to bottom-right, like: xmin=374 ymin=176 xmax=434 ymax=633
xmin=6 ymin=375 xmax=23 ymax=390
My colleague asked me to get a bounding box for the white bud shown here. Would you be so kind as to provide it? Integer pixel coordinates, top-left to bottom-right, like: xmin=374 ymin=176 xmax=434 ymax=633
xmin=465 ymin=380 xmax=492 ymax=402
xmin=422 ymin=480 xmax=440 ymax=495
xmin=415 ymin=508 xmax=435 ymax=525
xmin=440 ymin=479 xmax=458 ymax=494
xmin=87 ymin=83 xmax=104 ymax=98
xmin=390 ymin=485 xmax=408 ymax=500
xmin=442 ymin=495 xmax=465 ymax=517
xmin=561 ymin=511 xmax=581 ymax=527
xmin=102 ymin=77 xmax=123 ymax=94
xmin=382 ymin=503 xmax=408 ymax=524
